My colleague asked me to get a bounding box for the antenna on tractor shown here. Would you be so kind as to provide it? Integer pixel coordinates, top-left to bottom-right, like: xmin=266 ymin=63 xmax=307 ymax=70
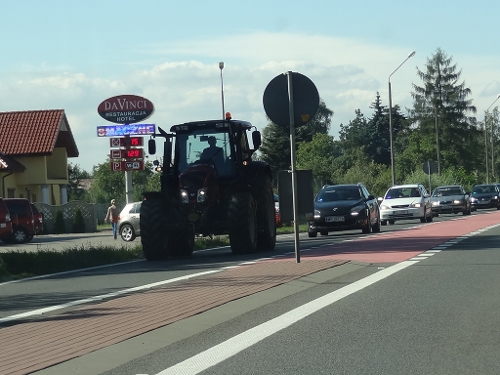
xmin=219 ymin=61 xmax=225 ymax=120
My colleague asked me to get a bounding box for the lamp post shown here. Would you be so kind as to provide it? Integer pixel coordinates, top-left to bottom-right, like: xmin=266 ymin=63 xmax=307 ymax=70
xmin=388 ymin=51 xmax=416 ymax=185
xmin=219 ymin=62 xmax=225 ymax=119
xmin=485 ymin=94 xmax=500 ymax=183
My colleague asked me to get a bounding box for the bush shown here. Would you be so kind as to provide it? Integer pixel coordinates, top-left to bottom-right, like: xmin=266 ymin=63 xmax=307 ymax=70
xmin=53 ymin=209 xmax=66 ymax=234
xmin=72 ymin=208 xmax=86 ymax=233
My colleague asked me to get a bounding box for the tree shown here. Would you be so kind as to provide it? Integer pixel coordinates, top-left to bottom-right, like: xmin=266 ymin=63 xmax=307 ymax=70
xmin=67 ymin=163 xmax=91 ymax=201
xmin=411 ymin=48 xmax=479 ymax=175
xmin=259 ymin=99 xmax=333 ymax=185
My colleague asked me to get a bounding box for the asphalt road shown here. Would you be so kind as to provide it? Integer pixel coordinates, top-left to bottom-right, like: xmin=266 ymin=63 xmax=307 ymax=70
xmin=1 ymin=209 xmax=500 ymax=374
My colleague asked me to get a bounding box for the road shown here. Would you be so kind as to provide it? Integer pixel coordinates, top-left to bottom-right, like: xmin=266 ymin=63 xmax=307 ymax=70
xmin=1 ymin=210 xmax=500 ymax=374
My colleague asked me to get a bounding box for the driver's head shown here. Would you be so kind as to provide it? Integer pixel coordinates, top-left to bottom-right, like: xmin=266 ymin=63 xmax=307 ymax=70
xmin=208 ymin=136 xmax=216 ymax=146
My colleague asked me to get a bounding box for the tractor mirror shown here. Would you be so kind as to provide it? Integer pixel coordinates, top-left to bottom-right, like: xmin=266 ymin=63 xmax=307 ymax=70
xmin=148 ymin=139 xmax=156 ymax=155
xmin=252 ymin=131 xmax=262 ymax=150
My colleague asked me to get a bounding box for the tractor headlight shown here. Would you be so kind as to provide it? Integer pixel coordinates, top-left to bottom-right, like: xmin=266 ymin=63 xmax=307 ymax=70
xmin=197 ymin=188 xmax=207 ymax=203
xmin=181 ymin=190 xmax=189 ymax=203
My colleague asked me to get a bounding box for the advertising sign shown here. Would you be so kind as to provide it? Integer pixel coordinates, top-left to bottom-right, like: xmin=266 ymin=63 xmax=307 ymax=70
xmin=97 ymin=124 xmax=155 ymax=137
xmin=98 ymin=95 xmax=155 ymax=124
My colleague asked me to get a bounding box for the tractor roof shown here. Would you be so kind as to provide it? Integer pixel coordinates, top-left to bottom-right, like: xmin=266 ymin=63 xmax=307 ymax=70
xmin=170 ymin=119 xmax=253 ymax=133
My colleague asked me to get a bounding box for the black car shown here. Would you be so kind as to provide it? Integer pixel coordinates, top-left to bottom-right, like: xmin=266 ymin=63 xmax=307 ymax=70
xmin=431 ymin=185 xmax=472 ymax=216
xmin=470 ymin=184 xmax=500 ymax=210
xmin=308 ymin=183 xmax=381 ymax=237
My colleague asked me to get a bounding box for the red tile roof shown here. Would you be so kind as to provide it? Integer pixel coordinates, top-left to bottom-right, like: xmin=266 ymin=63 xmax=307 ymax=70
xmin=0 ymin=109 xmax=79 ymax=157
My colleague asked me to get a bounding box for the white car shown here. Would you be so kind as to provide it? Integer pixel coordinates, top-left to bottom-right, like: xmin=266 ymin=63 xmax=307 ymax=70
xmin=379 ymin=184 xmax=433 ymax=225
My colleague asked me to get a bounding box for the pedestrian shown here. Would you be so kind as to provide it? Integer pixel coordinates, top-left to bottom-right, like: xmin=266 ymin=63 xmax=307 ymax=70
xmin=104 ymin=199 xmax=119 ymax=239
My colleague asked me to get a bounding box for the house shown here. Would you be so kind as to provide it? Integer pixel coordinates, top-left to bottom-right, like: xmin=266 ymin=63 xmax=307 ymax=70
xmin=0 ymin=109 xmax=79 ymax=204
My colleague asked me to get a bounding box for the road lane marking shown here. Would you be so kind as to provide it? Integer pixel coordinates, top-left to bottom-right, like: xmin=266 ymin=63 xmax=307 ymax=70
xmin=154 ymin=261 xmax=418 ymax=375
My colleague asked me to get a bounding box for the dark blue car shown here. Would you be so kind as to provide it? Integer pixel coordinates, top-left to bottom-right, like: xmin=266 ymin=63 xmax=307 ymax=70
xmin=470 ymin=184 xmax=500 ymax=210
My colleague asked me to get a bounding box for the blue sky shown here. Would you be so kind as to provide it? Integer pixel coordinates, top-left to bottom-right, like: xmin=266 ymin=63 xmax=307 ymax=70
xmin=1 ymin=0 xmax=500 ymax=172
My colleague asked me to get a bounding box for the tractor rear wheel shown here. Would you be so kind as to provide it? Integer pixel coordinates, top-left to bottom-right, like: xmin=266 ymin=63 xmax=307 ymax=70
xmin=253 ymin=175 xmax=276 ymax=251
xmin=228 ymin=192 xmax=257 ymax=255
xmin=140 ymin=198 xmax=169 ymax=261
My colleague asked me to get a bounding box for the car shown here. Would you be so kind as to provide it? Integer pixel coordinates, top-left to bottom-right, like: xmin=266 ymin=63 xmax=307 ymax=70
xmin=30 ymin=203 xmax=44 ymax=235
xmin=470 ymin=184 xmax=500 ymax=210
xmin=307 ymin=183 xmax=381 ymax=237
xmin=117 ymin=201 xmax=142 ymax=241
xmin=431 ymin=185 xmax=472 ymax=216
xmin=0 ymin=198 xmax=14 ymax=243
xmin=274 ymin=194 xmax=281 ymax=227
xmin=3 ymin=198 xmax=37 ymax=243
xmin=379 ymin=183 xmax=432 ymax=225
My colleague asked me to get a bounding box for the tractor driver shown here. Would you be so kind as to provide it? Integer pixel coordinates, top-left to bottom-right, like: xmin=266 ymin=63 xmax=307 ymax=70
xmin=199 ymin=136 xmax=225 ymax=171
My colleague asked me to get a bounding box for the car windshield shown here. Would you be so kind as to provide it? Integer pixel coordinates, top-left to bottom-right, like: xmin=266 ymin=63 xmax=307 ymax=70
xmin=385 ymin=187 xmax=420 ymax=199
xmin=433 ymin=188 xmax=462 ymax=196
xmin=316 ymin=187 xmax=360 ymax=202
xmin=473 ymin=185 xmax=497 ymax=194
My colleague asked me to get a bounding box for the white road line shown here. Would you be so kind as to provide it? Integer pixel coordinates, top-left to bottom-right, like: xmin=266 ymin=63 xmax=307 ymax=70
xmin=155 ymin=261 xmax=418 ymax=375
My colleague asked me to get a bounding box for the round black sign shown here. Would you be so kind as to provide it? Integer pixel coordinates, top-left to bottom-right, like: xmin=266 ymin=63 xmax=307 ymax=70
xmin=263 ymin=72 xmax=319 ymax=127
xmin=98 ymin=95 xmax=155 ymax=124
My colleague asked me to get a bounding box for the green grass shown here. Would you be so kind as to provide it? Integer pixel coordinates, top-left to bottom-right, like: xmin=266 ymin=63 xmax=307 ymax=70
xmin=0 ymin=225 xmax=306 ymax=282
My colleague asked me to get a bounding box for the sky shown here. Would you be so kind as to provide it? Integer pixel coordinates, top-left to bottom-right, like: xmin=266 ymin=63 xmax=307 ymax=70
xmin=1 ymin=0 xmax=500 ymax=173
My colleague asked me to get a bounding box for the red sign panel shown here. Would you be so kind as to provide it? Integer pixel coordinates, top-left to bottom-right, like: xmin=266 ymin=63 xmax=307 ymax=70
xmin=109 ymin=137 xmax=144 ymax=148
xmin=98 ymin=95 xmax=154 ymax=124
xmin=110 ymin=160 xmax=145 ymax=171
xmin=109 ymin=149 xmax=144 ymax=159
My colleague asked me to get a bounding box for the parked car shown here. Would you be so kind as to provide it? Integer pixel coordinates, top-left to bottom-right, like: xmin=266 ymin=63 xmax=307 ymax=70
xmin=3 ymin=198 xmax=37 ymax=243
xmin=431 ymin=185 xmax=472 ymax=216
xmin=30 ymin=203 xmax=44 ymax=235
xmin=470 ymin=184 xmax=500 ymax=210
xmin=308 ymin=183 xmax=381 ymax=237
xmin=0 ymin=198 xmax=14 ymax=243
xmin=379 ymin=183 xmax=432 ymax=225
xmin=118 ymin=201 xmax=142 ymax=241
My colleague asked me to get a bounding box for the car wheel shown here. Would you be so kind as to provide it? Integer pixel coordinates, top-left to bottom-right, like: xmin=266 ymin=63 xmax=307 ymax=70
xmin=362 ymin=217 xmax=371 ymax=234
xmin=426 ymin=212 xmax=433 ymax=222
xmin=372 ymin=215 xmax=381 ymax=233
xmin=308 ymin=229 xmax=317 ymax=238
xmin=320 ymin=231 xmax=328 ymax=236
xmin=11 ymin=227 xmax=28 ymax=244
xmin=120 ymin=224 xmax=136 ymax=241
xmin=381 ymin=220 xmax=387 ymax=226
xmin=388 ymin=220 xmax=395 ymax=225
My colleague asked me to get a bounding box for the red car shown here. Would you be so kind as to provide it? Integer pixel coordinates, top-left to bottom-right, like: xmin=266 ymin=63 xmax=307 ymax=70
xmin=0 ymin=198 xmax=13 ymax=243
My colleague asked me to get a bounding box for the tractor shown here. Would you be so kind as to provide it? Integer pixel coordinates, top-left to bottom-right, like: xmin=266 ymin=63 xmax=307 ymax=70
xmin=140 ymin=116 xmax=276 ymax=260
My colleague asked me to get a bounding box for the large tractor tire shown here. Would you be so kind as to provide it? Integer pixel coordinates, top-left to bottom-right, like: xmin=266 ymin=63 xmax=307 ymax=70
xmin=140 ymin=198 xmax=169 ymax=261
xmin=253 ymin=175 xmax=276 ymax=251
xmin=169 ymin=227 xmax=195 ymax=257
xmin=228 ymin=192 xmax=257 ymax=255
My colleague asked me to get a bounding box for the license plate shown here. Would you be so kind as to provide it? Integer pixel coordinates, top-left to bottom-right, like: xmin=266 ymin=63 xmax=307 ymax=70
xmin=325 ymin=216 xmax=345 ymax=222
xmin=394 ymin=210 xmax=408 ymax=214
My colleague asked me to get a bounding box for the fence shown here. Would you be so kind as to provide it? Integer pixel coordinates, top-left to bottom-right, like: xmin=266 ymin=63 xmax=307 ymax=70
xmin=34 ymin=201 xmax=126 ymax=234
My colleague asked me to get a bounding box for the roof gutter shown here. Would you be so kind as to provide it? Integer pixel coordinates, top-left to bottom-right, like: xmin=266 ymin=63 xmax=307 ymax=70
xmin=2 ymin=170 xmax=13 ymax=198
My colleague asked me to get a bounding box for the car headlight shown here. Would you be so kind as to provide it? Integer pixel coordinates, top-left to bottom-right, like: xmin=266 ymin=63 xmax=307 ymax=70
xmin=380 ymin=205 xmax=390 ymax=210
xmin=350 ymin=205 xmax=365 ymax=216
xmin=411 ymin=202 xmax=422 ymax=208
xmin=470 ymin=197 xmax=477 ymax=202
xmin=314 ymin=209 xmax=321 ymax=219
xmin=494 ymin=196 xmax=499 ymax=200
xmin=197 ymin=188 xmax=207 ymax=203
xmin=453 ymin=199 xmax=462 ymax=204
xmin=432 ymin=201 xmax=439 ymax=206
xmin=181 ymin=190 xmax=189 ymax=203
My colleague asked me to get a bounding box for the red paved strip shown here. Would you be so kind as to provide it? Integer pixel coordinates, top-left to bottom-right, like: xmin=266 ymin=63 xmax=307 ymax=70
xmin=303 ymin=212 xmax=500 ymax=263
xmin=0 ymin=258 xmax=347 ymax=375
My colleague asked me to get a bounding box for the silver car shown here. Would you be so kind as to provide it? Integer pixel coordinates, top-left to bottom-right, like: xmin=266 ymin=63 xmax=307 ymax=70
xmin=117 ymin=201 xmax=142 ymax=241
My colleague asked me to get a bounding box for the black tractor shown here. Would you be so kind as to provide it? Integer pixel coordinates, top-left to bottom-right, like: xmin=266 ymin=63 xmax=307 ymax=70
xmin=140 ymin=117 xmax=276 ymax=260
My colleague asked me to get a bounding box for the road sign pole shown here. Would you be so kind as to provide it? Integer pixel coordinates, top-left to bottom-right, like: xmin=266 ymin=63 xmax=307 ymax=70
xmin=125 ymin=170 xmax=133 ymax=204
xmin=287 ymin=71 xmax=300 ymax=264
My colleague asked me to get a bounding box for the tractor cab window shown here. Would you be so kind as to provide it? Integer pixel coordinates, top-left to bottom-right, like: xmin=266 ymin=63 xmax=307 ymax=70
xmin=176 ymin=130 xmax=234 ymax=177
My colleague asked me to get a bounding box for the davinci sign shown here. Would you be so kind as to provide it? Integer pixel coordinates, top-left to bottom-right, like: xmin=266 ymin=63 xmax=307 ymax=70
xmin=98 ymin=94 xmax=155 ymax=124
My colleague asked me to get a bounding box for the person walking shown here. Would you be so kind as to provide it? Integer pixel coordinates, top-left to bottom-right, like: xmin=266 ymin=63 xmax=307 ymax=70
xmin=104 ymin=199 xmax=119 ymax=239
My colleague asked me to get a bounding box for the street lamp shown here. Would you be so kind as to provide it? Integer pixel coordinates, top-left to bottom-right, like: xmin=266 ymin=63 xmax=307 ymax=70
xmin=219 ymin=61 xmax=225 ymax=119
xmin=485 ymin=94 xmax=500 ymax=183
xmin=388 ymin=51 xmax=416 ymax=185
